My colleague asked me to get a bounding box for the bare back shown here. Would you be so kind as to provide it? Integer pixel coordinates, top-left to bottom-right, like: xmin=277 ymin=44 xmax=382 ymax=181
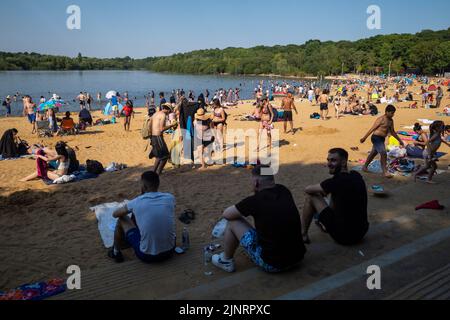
xmin=373 ymin=115 xmax=393 ymax=137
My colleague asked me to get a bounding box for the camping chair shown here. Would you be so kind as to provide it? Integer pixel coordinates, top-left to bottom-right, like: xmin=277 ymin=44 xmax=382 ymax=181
xmin=58 ymin=118 xmax=77 ymax=136
xmin=36 ymin=120 xmax=53 ymax=138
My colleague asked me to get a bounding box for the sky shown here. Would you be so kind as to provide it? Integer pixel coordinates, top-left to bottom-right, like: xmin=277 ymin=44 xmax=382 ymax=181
xmin=0 ymin=0 xmax=449 ymax=58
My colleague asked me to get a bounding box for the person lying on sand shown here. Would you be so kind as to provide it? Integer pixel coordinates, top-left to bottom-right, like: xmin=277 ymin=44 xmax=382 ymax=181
xmin=360 ymin=105 xmax=405 ymax=178
xmin=212 ymin=165 xmax=306 ymax=273
xmin=108 ymin=171 xmax=176 ymax=264
xmin=301 ymin=148 xmax=369 ymax=246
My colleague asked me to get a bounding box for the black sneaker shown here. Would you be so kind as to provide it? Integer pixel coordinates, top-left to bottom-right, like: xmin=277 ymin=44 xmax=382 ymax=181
xmin=108 ymin=248 xmax=124 ymax=263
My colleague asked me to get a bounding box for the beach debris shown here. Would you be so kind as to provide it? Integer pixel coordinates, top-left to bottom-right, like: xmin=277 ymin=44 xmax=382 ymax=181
xmin=359 ymin=251 xmax=365 ymax=257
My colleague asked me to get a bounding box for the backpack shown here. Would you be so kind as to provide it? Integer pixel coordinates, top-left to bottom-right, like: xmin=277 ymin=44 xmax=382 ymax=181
xmin=141 ymin=116 xmax=153 ymax=140
xmin=66 ymin=147 xmax=80 ymax=174
xmin=86 ymin=160 xmax=104 ymax=175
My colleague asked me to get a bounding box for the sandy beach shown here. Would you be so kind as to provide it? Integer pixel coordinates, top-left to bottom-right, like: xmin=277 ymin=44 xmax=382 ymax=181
xmin=0 ymin=84 xmax=449 ymax=293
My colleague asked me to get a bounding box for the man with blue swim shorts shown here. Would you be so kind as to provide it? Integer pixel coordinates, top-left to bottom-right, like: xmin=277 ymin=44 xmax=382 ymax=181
xmin=212 ymin=165 xmax=306 ymax=273
xmin=360 ymin=105 xmax=404 ymax=178
xmin=108 ymin=171 xmax=176 ymax=264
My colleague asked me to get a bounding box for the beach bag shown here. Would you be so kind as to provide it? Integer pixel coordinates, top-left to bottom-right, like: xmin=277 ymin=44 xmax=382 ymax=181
xmin=141 ymin=116 xmax=153 ymax=140
xmin=86 ymin=160 xmax=105 ymax=175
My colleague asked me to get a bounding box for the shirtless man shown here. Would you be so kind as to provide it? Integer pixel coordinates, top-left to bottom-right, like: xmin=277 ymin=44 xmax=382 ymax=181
xmin=360 ymin=105 xmax=404 ymax=178
xmin=281 ymin=92 xmax=298 ymax=134
xmin=318 ymin=90 xmax=329 ymax=120
xmin=149 ymin=105 xmax=177 ymax=174
xmin=22 ymin=95 xmax=37 ymax=134
xmin=77 ymin=92 xmax=86 ymax=110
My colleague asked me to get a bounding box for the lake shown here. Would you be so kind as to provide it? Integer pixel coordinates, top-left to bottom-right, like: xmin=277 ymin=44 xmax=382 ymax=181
xmin=0 ymin=70 xmax=316 ymax=116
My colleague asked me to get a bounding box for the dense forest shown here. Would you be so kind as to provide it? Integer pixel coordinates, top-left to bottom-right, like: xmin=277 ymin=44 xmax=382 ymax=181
xmin=1 ymin=28 xmax=449 ymax=76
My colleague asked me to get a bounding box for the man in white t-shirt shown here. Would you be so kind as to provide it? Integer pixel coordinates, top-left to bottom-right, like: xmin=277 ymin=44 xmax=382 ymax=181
xmin=109 ymin=171 xmax=176 ymax=263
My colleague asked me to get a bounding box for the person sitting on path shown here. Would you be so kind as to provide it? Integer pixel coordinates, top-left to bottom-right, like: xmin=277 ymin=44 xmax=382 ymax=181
xmin=301 ymin=148 xmax=369 ymax=246
xmin=108 ymin=171 xmax=176 ymax=263
xmin=212 ymin=165 xmax=306 ymax=273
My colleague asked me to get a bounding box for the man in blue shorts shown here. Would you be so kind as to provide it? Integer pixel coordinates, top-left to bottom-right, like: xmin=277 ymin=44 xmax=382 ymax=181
xmin=212 ymin=165 xmax=306 ymax=273
xmin=109 ymin=171 xmax=176 ymax=263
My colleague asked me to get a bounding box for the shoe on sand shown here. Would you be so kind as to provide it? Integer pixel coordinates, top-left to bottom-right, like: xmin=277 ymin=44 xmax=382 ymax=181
xmin=108 ymin=248 xmax=124 ymax=263
xmin=212 ymin=253 xmax=236 ymax=273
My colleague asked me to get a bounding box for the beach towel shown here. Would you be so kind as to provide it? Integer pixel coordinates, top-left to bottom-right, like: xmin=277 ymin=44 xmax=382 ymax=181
xmin=91 ymin=201 xmax=130 ymax=248
xmin=405 ymin=145 xmax=446 ymax=159
xmin=36 ymin=150 xmax=48 ymax=180
xmin=0 ymin=279 xmax=66 ymax=301
xmin=417 ymin=119 xmax=434 ymax=125
xmin=415 ymin=200 xmax=445 ymax=211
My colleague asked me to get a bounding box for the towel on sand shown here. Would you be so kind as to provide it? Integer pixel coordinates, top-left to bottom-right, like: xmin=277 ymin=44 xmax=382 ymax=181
xmin=415 ymin=200 xmax=445 ymax=211
xmin=91 ymin=201 xmax=130 ymax=248
xmin=0 ymin=279 xmax=66 ymax=301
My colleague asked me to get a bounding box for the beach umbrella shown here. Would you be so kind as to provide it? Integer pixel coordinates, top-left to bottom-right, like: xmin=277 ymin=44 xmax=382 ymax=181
xmin=428 ymin=84 xmax=437 ymax=91
xmin=105 ymin=91 xmax=117 ymax=99
xmin=38 ymin=101 xmax=57 ymax=112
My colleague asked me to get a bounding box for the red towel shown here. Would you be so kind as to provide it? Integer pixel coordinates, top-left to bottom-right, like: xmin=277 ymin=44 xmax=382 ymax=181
xmin=415 ymin=200 xmax=445 ymax=211
xmin=36 ymin=150 xmax=48 ymax=180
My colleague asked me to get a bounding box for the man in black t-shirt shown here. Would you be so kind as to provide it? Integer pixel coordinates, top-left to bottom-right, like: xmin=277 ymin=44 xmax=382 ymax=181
xmin=212 ymin=166 xmax=306 ymax=273
xmin=301 ymin=148 xmax=369 ymax=246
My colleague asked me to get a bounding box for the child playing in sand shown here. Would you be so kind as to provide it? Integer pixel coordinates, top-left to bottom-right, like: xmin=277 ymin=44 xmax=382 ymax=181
xmin=414 ymin=121 xmax=450 ymax=184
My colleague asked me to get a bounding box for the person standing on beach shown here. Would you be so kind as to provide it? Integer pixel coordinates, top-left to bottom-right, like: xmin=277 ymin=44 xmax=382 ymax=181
xmin=149 ymin=105 xmax=176 ymax=174
xmin=318 ymin=89 xmax=330 ymax=120
xmin=97 ymin=92 xmax=102 ymax=104
xmin=22 ymin=96 xmax=37 ymax=134
xmin=360 ymin=105 xmax=404 ymax=178
xmin=281 ymin=92 xmax=298 ymax=135
xmin=436 ymin=87 xmax=443 ymax=109
xmin=123 ymin=100 xmax=134 ymax=132
xmin=159 ymin=92 xmax=167 ymax=111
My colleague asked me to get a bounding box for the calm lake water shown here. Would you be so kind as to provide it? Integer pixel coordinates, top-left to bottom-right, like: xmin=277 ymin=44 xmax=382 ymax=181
xmin=0 ymin=70 xmax=313 ymax=116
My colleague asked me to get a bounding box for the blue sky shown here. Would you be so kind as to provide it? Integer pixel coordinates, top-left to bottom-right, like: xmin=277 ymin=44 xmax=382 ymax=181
xmin=0 ymin=0 xmax=449 ymax=58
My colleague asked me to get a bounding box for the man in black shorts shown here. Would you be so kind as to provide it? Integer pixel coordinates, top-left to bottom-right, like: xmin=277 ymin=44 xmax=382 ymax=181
xmin=318 ymin=89 xmax=329 ymax=120
xmin=281 ymin=92 xmax=298 ymax=135
xmin=301 ymin=148 xmax=369 ymax=245
xmin=149 ymin=105 xmax=176 ymax=174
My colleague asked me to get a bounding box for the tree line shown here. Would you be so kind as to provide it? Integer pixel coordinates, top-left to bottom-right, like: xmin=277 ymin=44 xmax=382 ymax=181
xmin=1 ymin=28 xmax=449 ymax=76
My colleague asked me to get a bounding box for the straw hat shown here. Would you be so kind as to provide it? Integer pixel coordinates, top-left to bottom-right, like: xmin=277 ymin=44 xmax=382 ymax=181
xmin=195 ymin=108 xmax=211 ymax=121
xmin=6 ymin=95 xmax=10 ymax=99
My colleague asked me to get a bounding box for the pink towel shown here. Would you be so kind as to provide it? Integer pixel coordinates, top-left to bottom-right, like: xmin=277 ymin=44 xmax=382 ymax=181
xmin=36 ymin=150 xmax=48 ymax=180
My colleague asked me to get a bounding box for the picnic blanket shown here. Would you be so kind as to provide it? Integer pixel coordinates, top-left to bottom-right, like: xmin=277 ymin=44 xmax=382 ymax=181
xmin=0 ymin=279 xmax=66 ymax=301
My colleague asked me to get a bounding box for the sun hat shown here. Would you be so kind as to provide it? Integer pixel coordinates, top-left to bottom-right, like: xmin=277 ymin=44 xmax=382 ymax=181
xmin=195 ymin=108 xmax=211 ymax=121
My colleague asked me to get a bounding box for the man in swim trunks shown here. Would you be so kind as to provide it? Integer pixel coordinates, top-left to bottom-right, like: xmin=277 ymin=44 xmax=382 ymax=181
xmin=77 ymin=92 xmax=86 ymax=110
xmin=360 ymin=105 xmax=404 ymax=178
xmin=150 ymin=105 xmax=177 ymax=175
xmin=281 ymin=92 xmax=298 ymax=135
xmin=22 ymin=95 xmax=36 ymax=134
xmin=318 ymin=89 xmax=329 ymax=120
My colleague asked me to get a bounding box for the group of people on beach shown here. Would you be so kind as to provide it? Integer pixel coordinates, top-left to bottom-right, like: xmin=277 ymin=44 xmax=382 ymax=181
xmin=2 ymin=74 xmax=449 ymax=276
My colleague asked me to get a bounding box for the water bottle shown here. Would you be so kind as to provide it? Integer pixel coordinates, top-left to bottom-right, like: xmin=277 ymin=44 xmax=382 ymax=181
xmin=182 ymin=227 xmax=190 ymax=251
xmin=203 ymin=246 xmax=213 ymax=276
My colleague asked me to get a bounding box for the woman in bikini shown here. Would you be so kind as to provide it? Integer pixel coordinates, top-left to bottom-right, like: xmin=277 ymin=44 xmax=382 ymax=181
xmin=20 ymin=142 xmax=70 ymax=182
xmin=257 ymin=98 xmax=274 ymax=152
xmin=211 ymin=99 xmax=226 ymax=151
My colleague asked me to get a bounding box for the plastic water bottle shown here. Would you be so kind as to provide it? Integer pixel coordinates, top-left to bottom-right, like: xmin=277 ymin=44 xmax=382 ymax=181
xmin=203 ymin=246 xmax=213 ymax=276
xmin=182 ymin=227 xmax=190 ymax=251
